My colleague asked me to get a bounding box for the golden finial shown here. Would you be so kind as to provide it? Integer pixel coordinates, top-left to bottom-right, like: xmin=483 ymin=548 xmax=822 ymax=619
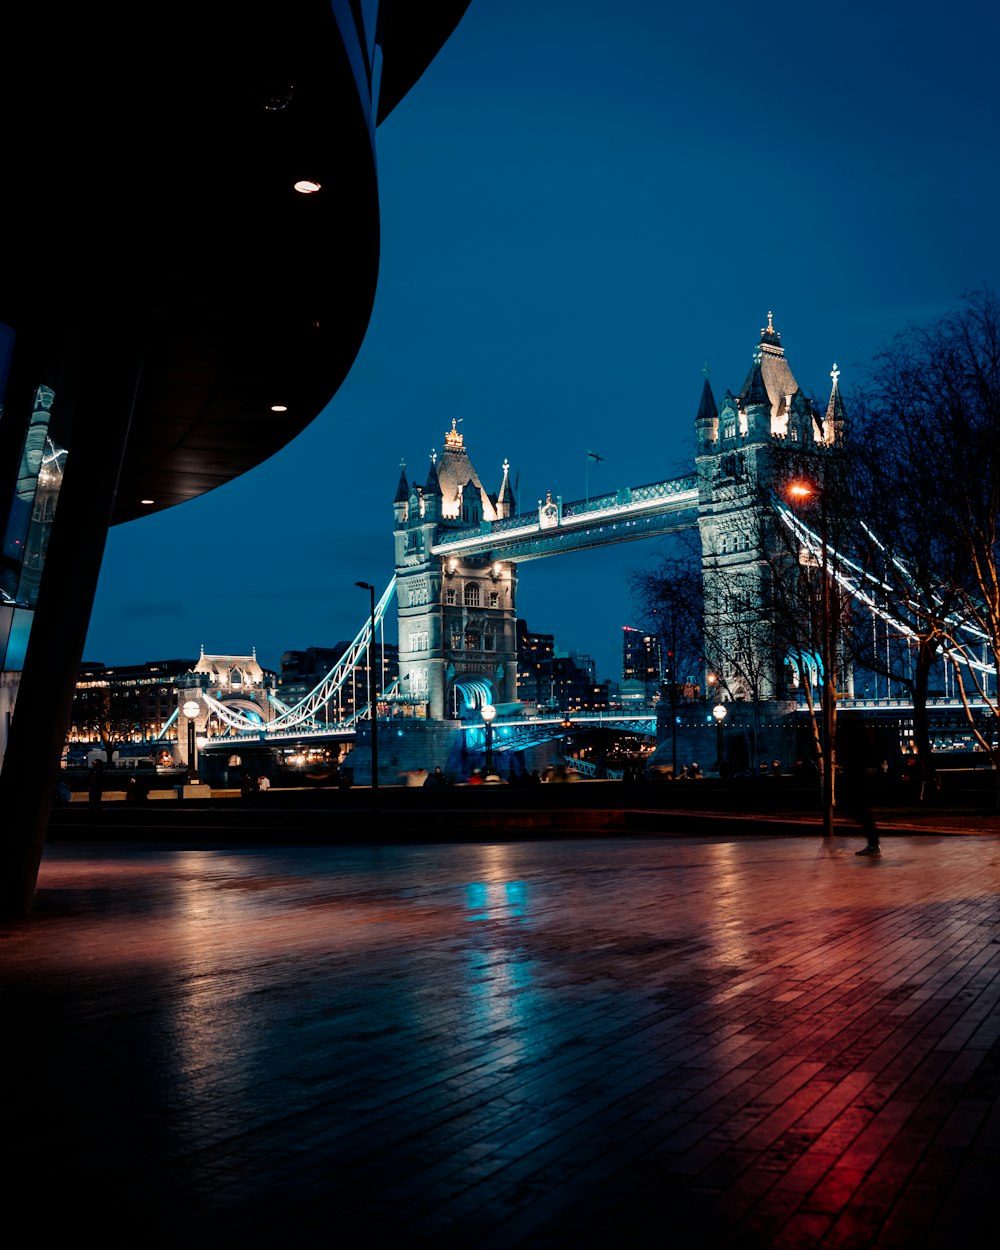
xmin=444 ymin=417 xmax=464 ymax=450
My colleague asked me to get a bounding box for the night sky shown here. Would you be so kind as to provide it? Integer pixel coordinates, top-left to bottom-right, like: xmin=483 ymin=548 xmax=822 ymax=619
xmin=85 ymin=1 xmax=1000 ymax=684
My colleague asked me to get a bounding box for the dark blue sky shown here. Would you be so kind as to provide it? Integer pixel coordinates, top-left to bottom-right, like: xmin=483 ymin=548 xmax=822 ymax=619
xmin=86 ymin=1 xmax=1000 ymax=683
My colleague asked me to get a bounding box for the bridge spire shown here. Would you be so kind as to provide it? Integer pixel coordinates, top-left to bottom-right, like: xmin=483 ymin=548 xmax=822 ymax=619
xmin=394 ymin=461 xmax=409 ymax=505
xmin=825 ymin=361 xmax=846 ymax=443
xmin=496 ymin=457 xmax=514 ymax=519
xmin=695 ymin=370 xmax=719 ymax=451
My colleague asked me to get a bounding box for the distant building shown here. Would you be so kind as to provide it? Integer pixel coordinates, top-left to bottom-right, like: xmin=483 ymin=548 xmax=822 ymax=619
xmin=516 ymin=620 xmax=556 ymax=706
xmin=68 ymin=658 xmax=197 ymax=763
xmin=553 ymin=653 xmax=610 ymax=712
xmin=622 ymin=627 xmax=663 ymax=705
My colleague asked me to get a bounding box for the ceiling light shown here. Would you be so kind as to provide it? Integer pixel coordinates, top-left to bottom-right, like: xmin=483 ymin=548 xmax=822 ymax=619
xmin=270 ymin=404 xmax=288 ymax=413
xmin=293 ymin=180 xmax=321 ymax=195
xmin=141 ymin=499 xmax=155 ymax=505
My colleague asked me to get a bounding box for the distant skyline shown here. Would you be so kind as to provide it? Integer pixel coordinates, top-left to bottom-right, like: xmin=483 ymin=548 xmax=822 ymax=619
xmin=85 ymin=1 xmax=1000 ymax=684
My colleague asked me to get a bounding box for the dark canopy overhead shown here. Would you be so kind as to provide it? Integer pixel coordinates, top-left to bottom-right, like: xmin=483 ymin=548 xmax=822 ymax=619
xmin=2 ymin=1 xmax=471 ymax=525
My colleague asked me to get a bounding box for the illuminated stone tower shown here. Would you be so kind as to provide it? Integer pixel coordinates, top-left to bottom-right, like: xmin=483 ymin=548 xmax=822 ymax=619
xmin=393 ymin=421 xmax=518 ymax=720
xmin=695 ymin=314 xmax=842 ymax=700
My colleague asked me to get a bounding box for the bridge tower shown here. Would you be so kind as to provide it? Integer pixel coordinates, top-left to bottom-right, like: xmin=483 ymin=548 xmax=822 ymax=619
xmin=393 ymin=421 xmax=518 ymax=720
xmin=695 ymin=313 xmax=841 ymax=700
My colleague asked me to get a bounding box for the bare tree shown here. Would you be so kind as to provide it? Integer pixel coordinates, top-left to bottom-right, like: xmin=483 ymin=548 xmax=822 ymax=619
xmin=628 ymin=538 xmax=703 ymax=776
xmin=849 ymin=289 xmax=1000 ymax=802
xmin=70 ymin=683 xmax=141 ymax=764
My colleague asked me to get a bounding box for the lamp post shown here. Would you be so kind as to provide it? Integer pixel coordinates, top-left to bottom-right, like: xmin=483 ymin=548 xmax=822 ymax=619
xmin=182 ymin=698 xmax=201 ymax=784
xmin=712 ymin=703 xmax=727 ymax=775
xmin=354 ymin=581 xmax=379 ymax=791
xmin=481 ymin=703 xmax=496 ymax=775
xmin=788 ymin=481 xmax=834 ymax=838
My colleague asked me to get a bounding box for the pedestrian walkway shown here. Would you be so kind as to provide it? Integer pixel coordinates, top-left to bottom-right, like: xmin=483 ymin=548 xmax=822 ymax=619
xmin=3 ymin=829 xmax=1000 ymax=1248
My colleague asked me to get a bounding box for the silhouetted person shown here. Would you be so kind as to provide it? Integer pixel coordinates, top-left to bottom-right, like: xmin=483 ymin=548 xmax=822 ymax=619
xmin=839 ymin=718 xmax=881 ymax=856
xmin=87 ymin=759 xmax=105 ymax=812
xmin=424 ymin=766 xmax=447 ymax=787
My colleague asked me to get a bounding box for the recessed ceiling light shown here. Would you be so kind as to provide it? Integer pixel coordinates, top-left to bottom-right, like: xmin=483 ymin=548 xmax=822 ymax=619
xmin=270 ymin=404 xmax=288 ymax=413
xmin=141 ymin=499 xmax=155 ymax=505
xmin=293 ymin=180 xmax=321 ymax=194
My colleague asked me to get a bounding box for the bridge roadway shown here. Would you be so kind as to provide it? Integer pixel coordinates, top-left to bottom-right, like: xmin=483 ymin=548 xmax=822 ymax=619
xmin=196 ymin=695 xmax=992 ymax=754
xmin=198 ymin=711 xmax=660 ymax=753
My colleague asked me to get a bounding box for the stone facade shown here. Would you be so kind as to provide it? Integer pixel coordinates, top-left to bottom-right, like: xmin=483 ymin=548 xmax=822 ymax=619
xmin=695 ymin=314 xmax=842 ymax=703
xmin=393 ymin=421 xmax=518 ymax=721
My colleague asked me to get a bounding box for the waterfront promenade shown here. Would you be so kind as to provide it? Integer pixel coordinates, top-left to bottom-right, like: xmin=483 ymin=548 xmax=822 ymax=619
xmin=3 ymin=794 xmax=999 ymax=1247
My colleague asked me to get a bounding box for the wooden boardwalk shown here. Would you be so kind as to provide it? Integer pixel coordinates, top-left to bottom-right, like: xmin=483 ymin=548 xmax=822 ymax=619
xmin=3 ymin=829 xmax=1000 ymax=1247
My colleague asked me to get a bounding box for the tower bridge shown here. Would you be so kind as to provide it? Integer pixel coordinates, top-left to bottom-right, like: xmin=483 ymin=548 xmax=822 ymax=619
xmin=176 ymin=314 xmax=996 ymax=780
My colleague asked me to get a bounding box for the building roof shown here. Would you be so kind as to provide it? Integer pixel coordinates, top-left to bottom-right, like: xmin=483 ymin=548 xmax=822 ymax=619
xmin=739 ymin=312 xmax=803 ymax=420
xmin=434 ymin=421 xmax=500 ymax=522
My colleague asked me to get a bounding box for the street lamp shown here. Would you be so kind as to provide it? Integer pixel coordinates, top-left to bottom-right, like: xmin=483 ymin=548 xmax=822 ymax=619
xmin=182 ymin=698 xmax=201 ymax=784
xmin=788 ymin=480 xmax=834 ymax=838
xmin=481 ymin=703 xmax=496 ymax=774
xmin=712 ymin=703 xmax=727 ymax=775
xmin=354 ymin=581 xmax=379 ymax=791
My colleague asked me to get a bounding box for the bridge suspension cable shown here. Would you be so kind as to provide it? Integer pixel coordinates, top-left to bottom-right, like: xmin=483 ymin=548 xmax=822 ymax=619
xmin=200 ymin=578 xmax=398 ymax=734
xmin=775 ymin=504 xmax=996 ymax=675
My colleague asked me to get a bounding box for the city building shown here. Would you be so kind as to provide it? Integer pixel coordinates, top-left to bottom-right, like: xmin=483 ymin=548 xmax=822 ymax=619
xmin=516 ymin=620 xmax=556 ymax=707
xmin=68 ymin=659 xmax=197 ymax=765
xmin=0 ymin=2 xmax=473 ymax=917
xmin=621 ymin=626 xmax=664 ymax=705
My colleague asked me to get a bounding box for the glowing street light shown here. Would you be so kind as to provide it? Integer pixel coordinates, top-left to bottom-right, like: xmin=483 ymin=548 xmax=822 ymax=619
xmin=787 ymin=479 xmax=834 ymax=837
xmin=712 ymin=702 xmax=727 ymax=774
xmin=481 ymin=703 xmax=496 ymax=774
xmin=182 ymin=697 xmax=201 ymax=784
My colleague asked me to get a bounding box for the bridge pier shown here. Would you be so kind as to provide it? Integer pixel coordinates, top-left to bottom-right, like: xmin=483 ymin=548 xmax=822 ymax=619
xmin=348 ymin=718 xmax=466 ymax=786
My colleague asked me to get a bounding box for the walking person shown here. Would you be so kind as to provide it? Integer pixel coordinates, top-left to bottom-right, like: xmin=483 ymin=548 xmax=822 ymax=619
xmin=87 ymin=759 xmax=105 ymax=813
xmin=839 ymin=717 xmax=881 ymax=856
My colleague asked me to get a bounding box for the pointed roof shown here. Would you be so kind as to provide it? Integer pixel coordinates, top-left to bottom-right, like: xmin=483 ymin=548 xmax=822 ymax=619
xmin=496 ymin=457 xmax=513 ymax=514
xmin=434 ymin=419 xmax=498 ymax=521
xmin=696 ymin=376 xmax=718 ymax=423
xmin=424 ymin=455 xmax=442 ymax=497
xmin=394 ymin=460 xmax=409 ymax=504
xmin=739 ymin=312 xmax=802 ymax=417
xmin=741 ymin=356 xmax=769 ymax=407
xmin=825 ymin=362 xmax=845 ymax=428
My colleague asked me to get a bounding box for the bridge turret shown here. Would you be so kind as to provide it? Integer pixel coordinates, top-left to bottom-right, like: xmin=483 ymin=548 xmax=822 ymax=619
xmin=788 ymin=388 xmax=812 ymax=445
xmin=740 ymin=353 xmax=771 ymax=441
xmin=824 ymin=363 xmax=845 ymax=445
xmin=393 ymin=461 xmax=409 ymax=526
xmin=495 ymin=458 xmax=515 ymax=519
xmin=695 ymin=371 xmax=718 ymax=454
xmin=422 ymin=457 xmax=442 ymax=524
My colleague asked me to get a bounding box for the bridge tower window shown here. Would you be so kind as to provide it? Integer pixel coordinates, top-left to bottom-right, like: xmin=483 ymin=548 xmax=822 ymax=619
xmin=445 ymin=588 xmax=457 ymax=605
xmin=489 ymin=591 xmax=499 ymax=608
xmin=464 ymin=582 xmax=480 ymax=607
xmin=465 ymin=630 xmax=480 ymax=651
